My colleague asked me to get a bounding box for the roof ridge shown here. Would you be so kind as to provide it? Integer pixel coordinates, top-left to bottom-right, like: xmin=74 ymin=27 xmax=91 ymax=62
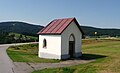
xmin=54 ymin=17 xmax=74 ymax=20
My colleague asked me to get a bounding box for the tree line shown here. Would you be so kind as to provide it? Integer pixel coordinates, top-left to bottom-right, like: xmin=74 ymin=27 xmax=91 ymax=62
xmin=0 ymin=32 xmax=38 ymax=44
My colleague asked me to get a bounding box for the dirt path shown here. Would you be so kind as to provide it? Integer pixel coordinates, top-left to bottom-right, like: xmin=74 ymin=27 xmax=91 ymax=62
xmin=13 ymin=59 xmax=94 ymax=73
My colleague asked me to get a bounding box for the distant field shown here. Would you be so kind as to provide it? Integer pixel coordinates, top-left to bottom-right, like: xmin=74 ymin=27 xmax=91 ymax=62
xmin=33 ymin=39 xmax=120 ymax=73
xmin=82 ymin=38 xmax=120 ymax=44
xmin=9 ymin=32 xmax=38 ymax=40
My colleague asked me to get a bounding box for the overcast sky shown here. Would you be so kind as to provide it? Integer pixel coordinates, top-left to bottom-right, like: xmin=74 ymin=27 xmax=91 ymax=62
xmin=0 ymin=0 xmax=120 ymax=28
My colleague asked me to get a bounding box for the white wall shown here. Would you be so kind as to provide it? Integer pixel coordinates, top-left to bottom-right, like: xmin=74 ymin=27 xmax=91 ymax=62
xmin=61 ymin=21 xmax=82 ymax=56
xmin=39 ymin=35 xmax=61 ymax=59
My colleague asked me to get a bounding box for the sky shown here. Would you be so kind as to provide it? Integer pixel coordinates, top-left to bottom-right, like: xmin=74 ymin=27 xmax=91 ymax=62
xmin=0 ymin=0 xmax=120 ymax=28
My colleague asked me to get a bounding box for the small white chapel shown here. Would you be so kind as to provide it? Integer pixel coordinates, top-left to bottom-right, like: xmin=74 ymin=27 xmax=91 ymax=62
xmin=37 ymin=18 xmax=83 ymax=60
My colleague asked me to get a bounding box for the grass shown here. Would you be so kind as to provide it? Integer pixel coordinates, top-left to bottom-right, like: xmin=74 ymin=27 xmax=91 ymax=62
xmin=7 ymin=44 xmax=60 ymax=63
xmin=33 ymin=39 xmax=120 ymax=73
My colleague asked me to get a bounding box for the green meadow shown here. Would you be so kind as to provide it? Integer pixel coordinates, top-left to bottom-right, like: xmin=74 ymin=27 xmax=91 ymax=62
xmin=7 ymin=44 xmax=60 ymax=63
xmin=33 ymin=39 xmax=120 ymax=73
xmin=7 ymin=38 xmax=120 ymax=73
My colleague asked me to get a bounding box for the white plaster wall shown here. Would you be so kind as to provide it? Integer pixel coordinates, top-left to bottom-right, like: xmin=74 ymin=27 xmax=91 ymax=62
xmin=61 ymin=21 xmax=82 ymax=55
xmin=39 ymin=35 xmax=61 ymax=59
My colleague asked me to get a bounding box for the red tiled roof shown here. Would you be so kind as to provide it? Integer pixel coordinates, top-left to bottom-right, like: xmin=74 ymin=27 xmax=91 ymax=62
xmin=37 ymin=18 xmax=83 ymax=35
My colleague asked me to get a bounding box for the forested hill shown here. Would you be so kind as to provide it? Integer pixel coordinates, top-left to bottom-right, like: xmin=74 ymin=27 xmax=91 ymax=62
xmin=0 ymin=21 xmax=120 ymax=37
xmin=0 ymin=21 xmax=44 ymax=36
xmin=81 ymin=26 xmax=120 ymax=37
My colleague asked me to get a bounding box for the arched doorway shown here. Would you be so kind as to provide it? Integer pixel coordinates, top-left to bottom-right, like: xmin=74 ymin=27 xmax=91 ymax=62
xmin=69 ymin=34 xmax=75 ymax=58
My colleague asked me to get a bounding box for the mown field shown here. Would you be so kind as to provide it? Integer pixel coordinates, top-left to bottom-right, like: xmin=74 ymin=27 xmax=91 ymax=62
xmin=7 ymin=44 xmax=60 ymax=63
xmin=32 ymin=39 xmax=120 ymax=73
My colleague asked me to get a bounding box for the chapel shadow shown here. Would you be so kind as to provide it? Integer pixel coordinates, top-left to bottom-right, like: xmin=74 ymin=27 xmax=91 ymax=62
xmin=79 ymin=53 xmax=107 ymax=60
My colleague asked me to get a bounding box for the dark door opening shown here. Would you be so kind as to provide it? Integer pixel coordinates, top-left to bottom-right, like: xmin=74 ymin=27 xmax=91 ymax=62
xmin=69 ymin=41 xmax=75 ymax=58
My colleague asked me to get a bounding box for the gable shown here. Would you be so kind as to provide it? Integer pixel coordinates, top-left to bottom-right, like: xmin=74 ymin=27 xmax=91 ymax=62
xmin=62 ymin=21 xmax=82 ymax=35
xmin=61 ymin=18 xmax=83 ymax=35
xmin=37 ymin=18 xmax=84 ymax=35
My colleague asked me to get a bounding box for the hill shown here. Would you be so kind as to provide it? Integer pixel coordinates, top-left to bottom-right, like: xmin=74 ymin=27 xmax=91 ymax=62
xmin=0 ymin=21 xmax=44 ymax=44
xmin=81 ymin=26 xmax=120 ymax=37
xmin=0 ymin=21 xmax=120 ymax=37
xmin=0 ymin=21 xmax=44 ymax=36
